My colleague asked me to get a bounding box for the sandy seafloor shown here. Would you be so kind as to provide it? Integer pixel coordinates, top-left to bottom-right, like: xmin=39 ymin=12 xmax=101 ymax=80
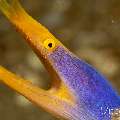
xmin=0 ymin=0 xmax=120 ymax=120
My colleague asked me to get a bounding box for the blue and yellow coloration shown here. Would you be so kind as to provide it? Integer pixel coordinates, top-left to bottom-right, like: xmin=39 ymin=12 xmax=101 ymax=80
xmin=0 ymin=0 xmax=120 ymax=120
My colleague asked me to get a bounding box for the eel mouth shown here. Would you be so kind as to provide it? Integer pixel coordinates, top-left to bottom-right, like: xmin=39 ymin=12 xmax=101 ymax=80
xmin=0 ymin=0 xmax=75 ymax=104
xmin=0 ymin=0 xmax=76 ymax=119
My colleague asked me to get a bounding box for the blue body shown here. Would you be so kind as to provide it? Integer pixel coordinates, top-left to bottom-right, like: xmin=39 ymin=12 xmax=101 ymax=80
xmin=49 ymin=46 xmax=120 ymax=120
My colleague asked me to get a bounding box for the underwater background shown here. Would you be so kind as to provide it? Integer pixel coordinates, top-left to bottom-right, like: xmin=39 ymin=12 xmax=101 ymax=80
xmin=0 ymin=0 xmax=120 ymax=120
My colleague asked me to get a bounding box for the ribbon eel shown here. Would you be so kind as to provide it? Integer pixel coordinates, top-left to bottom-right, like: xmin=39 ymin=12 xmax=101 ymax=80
xmin=0 ymin=0 xmax=120 ymax=120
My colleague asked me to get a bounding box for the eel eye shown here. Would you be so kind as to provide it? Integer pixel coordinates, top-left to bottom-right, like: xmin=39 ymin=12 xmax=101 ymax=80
xmin=44 ymin=39 xmax=55 ymax=50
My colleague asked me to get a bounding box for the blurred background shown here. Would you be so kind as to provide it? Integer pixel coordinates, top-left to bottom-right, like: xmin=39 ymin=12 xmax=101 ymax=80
xmin=0 ymin=0 xmax=120 ymax=119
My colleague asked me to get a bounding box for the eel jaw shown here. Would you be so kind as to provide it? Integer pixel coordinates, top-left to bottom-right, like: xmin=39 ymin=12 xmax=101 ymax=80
xmin=0 ymin=66 xmax=76 ymax=120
